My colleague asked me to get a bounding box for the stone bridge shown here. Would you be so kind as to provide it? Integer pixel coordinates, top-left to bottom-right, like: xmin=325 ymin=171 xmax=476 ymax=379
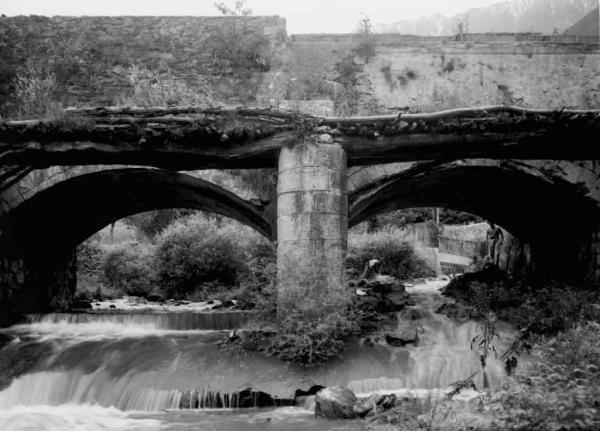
xmin=1 ymin=105 xmax=600 ymax=313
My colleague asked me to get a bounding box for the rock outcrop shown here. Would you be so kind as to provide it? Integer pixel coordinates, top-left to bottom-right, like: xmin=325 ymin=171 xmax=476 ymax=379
xmin=315 ymin=385 xmax=358 ymax=419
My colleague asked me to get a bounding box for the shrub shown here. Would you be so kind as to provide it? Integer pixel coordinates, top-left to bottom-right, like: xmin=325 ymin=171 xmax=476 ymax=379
xmin=207 ymin=19 xmax=271 ymax=73
xmin=444 ymin=269 xmax=600 ymax=336
xmin=348 ymin=228 xmax=434 ymax=280
xmin=263 ymin=310 xmax=359 ymax=366
xmin=487 ymin=322 xmax=600 ymax=431
xmin=154 ymin=215 xmax=247 ymax=299
xmin=356 ymin=15 xmax=376 ymax=63
xmin=101 ymin=242 xmax=156 ymax=297
xmin=123 ymin=209 xmax=191 ymax=239
xmin=219 ymin=241 xmax=277 ymax=310
xmin=12 ymin=65 xmax=61 ymax=118
xmin=76 ymin=241 xmax=105 ymax=277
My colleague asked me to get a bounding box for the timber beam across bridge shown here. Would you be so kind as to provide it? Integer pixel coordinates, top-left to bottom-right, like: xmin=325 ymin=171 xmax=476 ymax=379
xmin=1 ymin=105 xmax=599 ymax=172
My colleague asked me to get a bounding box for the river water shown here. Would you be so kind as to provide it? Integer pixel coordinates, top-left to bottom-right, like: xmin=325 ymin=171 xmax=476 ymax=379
xmin=0 ymin=279 xmax=515 ymax=430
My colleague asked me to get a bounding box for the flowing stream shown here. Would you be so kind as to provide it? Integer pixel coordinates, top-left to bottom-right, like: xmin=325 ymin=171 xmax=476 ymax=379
xmin=0 ymin=279 xmax=516 ymax=430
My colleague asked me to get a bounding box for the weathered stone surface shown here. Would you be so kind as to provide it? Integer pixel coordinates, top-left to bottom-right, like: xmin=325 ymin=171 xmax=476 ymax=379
xmin=277 ymin=142 xmax=348 ymax=313
xmin=315 ymin=386 xmax=357 ymax=419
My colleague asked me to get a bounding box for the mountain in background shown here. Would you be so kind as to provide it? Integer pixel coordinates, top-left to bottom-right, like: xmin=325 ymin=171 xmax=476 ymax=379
xmin=565 ymin=5 xmax=599 ymax=35
xmin=375 ymin=0 xmax=599 ymax=35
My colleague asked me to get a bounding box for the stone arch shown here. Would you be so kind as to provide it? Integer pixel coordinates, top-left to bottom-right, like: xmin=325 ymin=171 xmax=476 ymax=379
xmin=0 ymin=165 xmax=272 ymax=215
xmin=349 ymin=163 xmax=599 ymax=281
xmin=0 ymin=168 xmax=273 ymax=312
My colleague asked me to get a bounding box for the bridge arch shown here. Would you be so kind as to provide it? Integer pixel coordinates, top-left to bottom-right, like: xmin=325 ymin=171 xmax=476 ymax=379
xmin=349 ymin=163 xmax=599 ymax=281
xmin=0 ymin=168 xmax=274 ymax=312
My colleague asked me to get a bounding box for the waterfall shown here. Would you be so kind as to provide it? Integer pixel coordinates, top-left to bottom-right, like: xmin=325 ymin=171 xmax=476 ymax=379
xmin=0 ymin=278 xmax=518 ymax=426
xmin=26 ymin=311 xmax=254 ymax=331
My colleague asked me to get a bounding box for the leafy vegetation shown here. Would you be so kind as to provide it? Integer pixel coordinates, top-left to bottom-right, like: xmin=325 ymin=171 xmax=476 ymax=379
xmin=154 ymin=215 xmax=258 ymax=299
xmin=123 ymin=209 xmax=193 ymax=240
xmin=11 ymin=65 xmax=61 ymax=118
xmin=208 ymin=1 xmax=271 ymax=74
xmin=262 ymin=310 xmax=359 ymax=366
xmin=374 ymin=208 xmax=482 ymax=228
xmin=102 ymin=242 xmax=157 ymax=297
xmin=356 ymin=15 xmax=376 ymax=63
xmin=76 ymin=212 xmax=272 ymax=302
xmin=348 ymin=227 xmax=434 ymax=280
xmin=443 ymin=268 xmax=600 ymax=336
xmin=486 ymin=322 xmax=600 ymax=431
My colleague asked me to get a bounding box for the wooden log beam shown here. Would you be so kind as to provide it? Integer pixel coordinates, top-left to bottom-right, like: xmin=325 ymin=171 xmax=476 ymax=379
xmin=0 ymin=132 xmax=297 ymax=170
xmin=339 ymin=129 xmax=600 ymax=165
xmin=1 ymin=106 xmax=599 ymax=169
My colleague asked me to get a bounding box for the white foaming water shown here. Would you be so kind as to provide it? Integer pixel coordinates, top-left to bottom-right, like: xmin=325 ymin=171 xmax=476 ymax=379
xmin=90 ymin=297 xmax=222 ymax=312
xmin=348 ymin=277 xmax=514 ymax=394
xmin=7 ymin=320 xmax=214 ymax=343
xmin=0 ymin=404 xmax=163 ymax=431
xmin=0 ymin=370 xmax=183 ymax=411
xmin=0 ymin=276 xmax=516 ymax=431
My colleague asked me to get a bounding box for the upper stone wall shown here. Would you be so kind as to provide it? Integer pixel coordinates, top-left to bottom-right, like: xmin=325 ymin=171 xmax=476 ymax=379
xmin=291 ymin=32 xmax=600 ymax=45
xmin=0 ymin=15 xmax=287 ymax=111
xmin=0 ymin=15 xmax=598 ymax=115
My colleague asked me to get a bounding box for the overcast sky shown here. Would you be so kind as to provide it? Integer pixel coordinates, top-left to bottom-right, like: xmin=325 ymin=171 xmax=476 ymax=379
xmin=1 ymin=0 xmax=505 ymax=33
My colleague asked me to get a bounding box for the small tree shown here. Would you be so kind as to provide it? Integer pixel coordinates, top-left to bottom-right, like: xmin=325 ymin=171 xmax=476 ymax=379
xmin=214 ymin=0 xmax=252 ymax=16
xmin=455 ymin=16 xmax=469 ymax=42
xmin=209 ymin=0 xmax=270 ymax=75
xmin=356 ymin=15 xmax=376 ymax=62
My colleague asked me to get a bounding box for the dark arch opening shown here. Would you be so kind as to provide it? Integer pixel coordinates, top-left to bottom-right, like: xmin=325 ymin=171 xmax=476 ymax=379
xmin=349 ymin=165 xmax=599 ymax=281
xmin=3 ymin=168 xmax=274 ymax=311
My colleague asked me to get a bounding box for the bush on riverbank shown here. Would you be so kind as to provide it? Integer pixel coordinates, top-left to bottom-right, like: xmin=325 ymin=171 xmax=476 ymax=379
xmin=76 ymin=212 xmax=431 ymax=311
xmin=348 ymin=228 xmax=434 ymax=280
xmin=486 ymin=321 xmax=600 ymax=431
xmin=76 ymin=213 xmax=276 ymax=302
xmin=102 ymin=242 xmax=157 ymax=297
xmin=441 ymin=266 xmax=600 ymax=336
xmin=154 ymin=216 xmax=248 ymax=299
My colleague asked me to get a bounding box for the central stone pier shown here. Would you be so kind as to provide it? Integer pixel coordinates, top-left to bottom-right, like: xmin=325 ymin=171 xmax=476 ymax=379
xmin=277 ymin=141 xmax=348 ymax=314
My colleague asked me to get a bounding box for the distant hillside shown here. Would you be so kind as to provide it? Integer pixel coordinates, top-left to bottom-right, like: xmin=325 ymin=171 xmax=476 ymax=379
xmin=376 ymin=0 xmax=598 ymax=35
xmin=565 ymin=5 xmax=599 ymax=35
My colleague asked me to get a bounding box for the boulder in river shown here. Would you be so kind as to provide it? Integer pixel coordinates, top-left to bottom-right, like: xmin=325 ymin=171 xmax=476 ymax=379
xmin=232 ymin=388 xmax=276 ymax=408
xmin=315 ymin=385 xmax=357 ymax=419
xmin=385 ymin=327 xmax=422 ymax=347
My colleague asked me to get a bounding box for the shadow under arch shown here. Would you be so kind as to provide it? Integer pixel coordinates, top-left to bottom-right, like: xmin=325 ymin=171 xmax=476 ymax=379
xmin=349 ymin=164 xmax=599 ymax=281
xmin=10 ymin=168 xmax=274 ymax=250
xmin=1 ymin=168 xmax=274 ymax=312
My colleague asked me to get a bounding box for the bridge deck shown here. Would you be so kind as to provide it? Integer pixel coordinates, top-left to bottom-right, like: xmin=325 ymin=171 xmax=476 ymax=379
xmin=1 ymin=105 xmax=599 ymax=188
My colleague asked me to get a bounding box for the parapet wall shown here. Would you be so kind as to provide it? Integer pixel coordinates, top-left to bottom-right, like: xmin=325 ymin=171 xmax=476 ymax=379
xmin=291 ymin=32 xmax=600 ymax=46
xmin=1 ymin=16 xmax=599 ymax=113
